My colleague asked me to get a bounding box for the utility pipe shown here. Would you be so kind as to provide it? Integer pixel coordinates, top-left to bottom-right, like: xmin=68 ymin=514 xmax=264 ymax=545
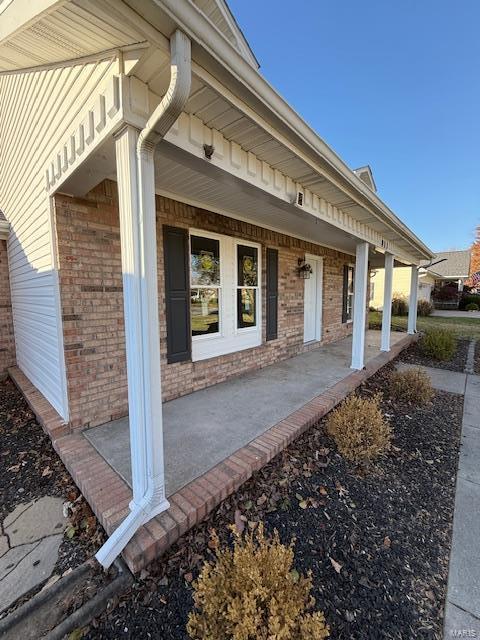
xmin=96 ymin=29 xmax=191 ymax=568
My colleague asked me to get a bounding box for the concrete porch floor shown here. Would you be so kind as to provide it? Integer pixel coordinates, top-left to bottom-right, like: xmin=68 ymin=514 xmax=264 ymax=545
xmin=85 ymin=331 xmax=405 ymax=498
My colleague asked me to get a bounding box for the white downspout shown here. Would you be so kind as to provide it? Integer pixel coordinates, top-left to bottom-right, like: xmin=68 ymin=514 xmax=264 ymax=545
xmin=96 ymin=29 xmax=191 ymax=569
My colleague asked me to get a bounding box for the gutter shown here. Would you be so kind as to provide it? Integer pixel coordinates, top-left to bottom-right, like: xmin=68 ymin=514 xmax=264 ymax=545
xmin=153 ymin=0 xmax=434 ymax=260
xmin=95 ymin=29 xmax=191 ymax=569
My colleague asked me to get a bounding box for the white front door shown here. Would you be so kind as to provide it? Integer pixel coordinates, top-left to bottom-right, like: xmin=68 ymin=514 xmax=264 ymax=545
xmin=303 ymin=255 xmax=323 ymax=343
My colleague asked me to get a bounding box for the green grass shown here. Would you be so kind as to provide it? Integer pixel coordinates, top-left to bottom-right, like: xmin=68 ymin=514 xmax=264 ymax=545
xmin=369 ymin=311 xmax=480 ymax=339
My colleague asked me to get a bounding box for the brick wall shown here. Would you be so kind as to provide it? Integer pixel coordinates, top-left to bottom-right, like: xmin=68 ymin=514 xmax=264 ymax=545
xmin=0 ymin=239 xmax=16 ymax=376
xmin=54 ymin=181 xmax=353 ymax=430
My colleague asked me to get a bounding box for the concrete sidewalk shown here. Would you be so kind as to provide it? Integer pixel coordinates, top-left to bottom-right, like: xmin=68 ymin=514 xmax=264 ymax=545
xmin=443 ymin=374 xmax=480 ymax=638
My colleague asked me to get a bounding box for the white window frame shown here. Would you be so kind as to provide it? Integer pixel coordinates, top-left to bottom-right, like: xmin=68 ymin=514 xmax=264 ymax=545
xmin=189 ymin=229 xmax=262 ymax=361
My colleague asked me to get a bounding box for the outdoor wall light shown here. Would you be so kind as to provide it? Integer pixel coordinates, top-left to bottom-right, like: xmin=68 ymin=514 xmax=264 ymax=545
xmin=297 ymin=258 xmax=313 ymax=279
xmin=203 ymin=144 xmax=214 ymax=159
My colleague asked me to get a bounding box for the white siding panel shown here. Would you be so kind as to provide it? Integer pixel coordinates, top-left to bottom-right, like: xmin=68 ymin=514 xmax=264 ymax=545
xmin=0 ymin=55 xmax=118 ymax=419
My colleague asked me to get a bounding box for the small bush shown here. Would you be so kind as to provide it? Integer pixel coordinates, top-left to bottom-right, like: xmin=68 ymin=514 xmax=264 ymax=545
xmin=391 ymin=295 xmax=408 ymax=316
xmin=187 ymin=524 xmax=330 ymax=640
xmin=466 ymin=302 xmax=479 ymax=311
xmin=420 ymin=328 xmax=456 ymax=361
xmin=326 ymin=393 xmax=391 ymax=463
xmin=389 ymin=368 xmax=434 ymax=405
xmin=459 ymin=294 xmax=480 ymax=310
xmin=417 ymin=300 xmax=433 ymax=316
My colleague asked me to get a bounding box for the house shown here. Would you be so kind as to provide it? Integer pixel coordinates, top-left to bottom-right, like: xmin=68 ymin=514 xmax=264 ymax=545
xmin=426 ymin=250 xmax=472 ymax=291
xmin=370 ymin=264 xmax=439 ymax=309
xmin=0 ymin=0 xmax=434 ymax=570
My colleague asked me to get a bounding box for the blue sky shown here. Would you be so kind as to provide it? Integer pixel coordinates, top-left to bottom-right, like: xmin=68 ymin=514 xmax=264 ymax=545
xmin=228 ymin=0 xmax=480 ymax=253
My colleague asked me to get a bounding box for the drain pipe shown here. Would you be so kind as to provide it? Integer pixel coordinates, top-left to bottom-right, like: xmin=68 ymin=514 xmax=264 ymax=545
xmin=96 ymin=29 xmax=191 ymax=569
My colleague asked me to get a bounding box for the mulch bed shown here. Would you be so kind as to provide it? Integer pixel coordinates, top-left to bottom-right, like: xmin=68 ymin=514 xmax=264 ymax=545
xmin=398 ymin=337 xmax=469 ymax=372
xmin=86 ymin=362 xmax=462 ymax=640
xmin=0 ymin=377 xmax=109 ymax=616
xmin=474 ymin=341 xmax=480 ymax=375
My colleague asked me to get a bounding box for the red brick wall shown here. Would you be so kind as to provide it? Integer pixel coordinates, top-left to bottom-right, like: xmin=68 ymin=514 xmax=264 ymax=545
xmin=54 ymin=181 xmax=353 ymax=430
xmin=0 ymin=239 xmax=16 ymax=376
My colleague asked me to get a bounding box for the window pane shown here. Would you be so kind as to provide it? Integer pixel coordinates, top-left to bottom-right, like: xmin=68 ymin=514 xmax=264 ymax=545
xmin=237 ymin=288 xmax=256 ymax=328
xmin=191 ymin=236 xmax=220 ymax=286
xmin=191 ymin=288 xmax=219 ymax=336
xmin=348 ymin=267 xmax=354 ymax=294
xmin=237 ymin=245 xmax=258 ymax=287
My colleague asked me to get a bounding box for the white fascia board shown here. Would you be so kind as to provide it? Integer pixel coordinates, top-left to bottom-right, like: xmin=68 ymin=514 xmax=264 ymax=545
xmin=151 ymin=0 xmax=434 ymax=261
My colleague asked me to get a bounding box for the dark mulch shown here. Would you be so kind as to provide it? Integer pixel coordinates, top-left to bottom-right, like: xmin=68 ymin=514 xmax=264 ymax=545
xmin=86 ymin=363 xmax=462 ymax=640
xmin=474 ymin=341 xmax=480 ymax=375
xmin=399 ymin=337 xmax=469 ymax=372
xmin=0 ymin=378 xmax=108 ymax=616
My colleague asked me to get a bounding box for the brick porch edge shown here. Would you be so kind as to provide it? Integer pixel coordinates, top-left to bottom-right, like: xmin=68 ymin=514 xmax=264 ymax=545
xmin=8 ymin=333 xmax=417 ymax=573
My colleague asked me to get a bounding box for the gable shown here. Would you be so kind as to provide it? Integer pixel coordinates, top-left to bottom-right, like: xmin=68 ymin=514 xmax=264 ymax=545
xmin=353 ymin=166 xmax=377 ymax=192
xmin=191 ymin=0 xmax=259 ymax=68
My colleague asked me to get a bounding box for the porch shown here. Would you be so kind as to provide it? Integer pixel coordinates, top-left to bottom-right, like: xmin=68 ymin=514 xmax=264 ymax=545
xmin=85 ymin=331 xmax=406 ymax=498
xmin=7 ymin=329 xmax=414 ymax=573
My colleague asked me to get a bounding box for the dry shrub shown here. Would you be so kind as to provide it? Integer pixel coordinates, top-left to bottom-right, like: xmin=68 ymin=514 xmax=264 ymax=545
xmin=417 ymin=299 xmax=433 ymax=316
xmin=391 ymin=295 xmax=408 ymax=316
xmin=420 ymin=328 xmax=456 ymax=361
xmin=389 ymin=368 xmax=434 ymax=405
xmin=326 ymin=393 xmax=391 ymax=463
xmin=187 ymin=524 xmax=330 ymax=640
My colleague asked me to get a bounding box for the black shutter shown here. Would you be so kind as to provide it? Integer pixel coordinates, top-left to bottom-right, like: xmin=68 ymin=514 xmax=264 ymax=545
xmin=266 ymin=248 xmax=278 ymax=341
xmin=163 ymin=225 xmax=191 ymax=363
xmin=342 ymin=264 xmax=349 ymax=323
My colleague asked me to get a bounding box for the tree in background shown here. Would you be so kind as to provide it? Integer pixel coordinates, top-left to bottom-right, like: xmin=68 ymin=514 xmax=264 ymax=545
xmin=468 ymin=225 xmax=480 ymax=286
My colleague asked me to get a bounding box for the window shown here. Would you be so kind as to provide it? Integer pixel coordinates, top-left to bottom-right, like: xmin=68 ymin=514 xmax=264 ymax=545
xmin=343 ymin=265 xmax=355 ymax=322
xmin=190 ymin=235 xmax=221 ymax=336
xmin=369 ymin=281 xmax=375 ymax=301
xmin=237 ymin=244 xmax=258 ymax=329
xmin=189 ymin=231 xmax=261 ymax=361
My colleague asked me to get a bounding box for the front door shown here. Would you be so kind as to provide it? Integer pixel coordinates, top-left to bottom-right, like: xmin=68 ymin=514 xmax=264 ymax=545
xmin=303 ymin=255 xmax=323 ymax=343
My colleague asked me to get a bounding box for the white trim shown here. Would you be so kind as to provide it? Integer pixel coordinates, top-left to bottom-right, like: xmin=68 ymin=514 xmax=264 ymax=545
xmin=303 ymin=253 xmax=323 ymax=343
xmin=154 ymin=187 xmax=356 ymax=258
xmin=189 ymin=228 xmax=262 ymax=361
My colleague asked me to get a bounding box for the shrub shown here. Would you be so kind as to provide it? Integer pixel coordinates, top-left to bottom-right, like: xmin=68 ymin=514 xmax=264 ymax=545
xmin=389 ymin=368 xmax=434 ymax=405
xmin=420 ymin=328 xmax=456 ymax=361
xmin=466 ymin=302 xmax=479 ymax=311
xmin=417 ymin=300 xmax=433 ymax=317
xmin=326 ymin=393 xmax=391 ymax=463
xmin=434 ymin=284 xmax=459 ymax=301
xmin=459 ymin=294 xmax=480 ymax=310
xmin=391 ymin=295 xmax=408 ymax=316
xmin=187 ymin=524 xmax=330 ymax=640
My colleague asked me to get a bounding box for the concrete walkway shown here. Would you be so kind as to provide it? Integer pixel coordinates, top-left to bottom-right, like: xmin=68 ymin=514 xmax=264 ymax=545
xmin=0 ymin=497 xmax=66 ymax=613
xmin=443 ymin=373 xmax=480 ymax=638
xmin=432 ymin=310 xmax=480 ymax=319
xmin=85 ymin=332 xmax=404 ymax=497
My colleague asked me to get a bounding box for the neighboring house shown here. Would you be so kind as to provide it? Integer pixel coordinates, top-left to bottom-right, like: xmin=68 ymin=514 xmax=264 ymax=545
xmin=0 ymin=0 xmax=434 ymax=568
xmin=370 ymin=264 xmax=439 ymax=310
xmin=426 ymin=250 xmax=472 ymax=291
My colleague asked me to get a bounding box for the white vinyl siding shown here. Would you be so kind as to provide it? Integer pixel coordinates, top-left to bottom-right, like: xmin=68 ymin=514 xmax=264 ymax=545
xmin=0 ymin=55 xmax=118 ymax=419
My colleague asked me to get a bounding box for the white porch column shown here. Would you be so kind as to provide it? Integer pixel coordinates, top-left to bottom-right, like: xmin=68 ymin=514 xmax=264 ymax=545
xmin=115 ymin=124 xmax=168 ymax=511
xmin=351 ymin=241 xmax=369 ymax=370
xmin=407 ymin=265 xmax=419 ymax=334
xmin=381 ymin=252 xmax=394 ymax=352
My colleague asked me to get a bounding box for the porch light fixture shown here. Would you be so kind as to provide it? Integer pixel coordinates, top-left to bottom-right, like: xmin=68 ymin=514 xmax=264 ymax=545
xmin=203 ymin=144 xmax=214 ymax=159
xmin=298 ymin=257 xmax=313 ymax=279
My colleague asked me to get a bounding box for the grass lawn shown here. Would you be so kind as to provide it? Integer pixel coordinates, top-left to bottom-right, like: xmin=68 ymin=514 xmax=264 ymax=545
xmin=369 ymin=310 xmax=480 ymax=339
